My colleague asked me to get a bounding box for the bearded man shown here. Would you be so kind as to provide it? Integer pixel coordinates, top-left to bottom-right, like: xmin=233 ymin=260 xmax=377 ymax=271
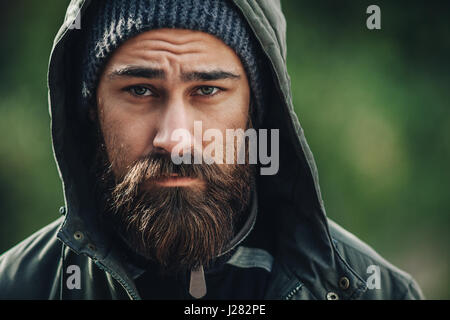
xmin=0 ymin=0 xmax=423 ymax=300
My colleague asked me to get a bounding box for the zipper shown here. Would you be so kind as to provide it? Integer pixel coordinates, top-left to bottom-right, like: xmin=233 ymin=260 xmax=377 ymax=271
xmin=94 ymin=260 xmax=140 ymax=300
xmin=284 ymin=283 xmax=303 ymax=300
xmin=189 ymin=266 xmax=207 ymax=299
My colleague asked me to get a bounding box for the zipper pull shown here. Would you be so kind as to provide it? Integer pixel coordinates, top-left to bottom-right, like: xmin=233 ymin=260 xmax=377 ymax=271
xmin=189 ymin=265 xmax=207 ymax=299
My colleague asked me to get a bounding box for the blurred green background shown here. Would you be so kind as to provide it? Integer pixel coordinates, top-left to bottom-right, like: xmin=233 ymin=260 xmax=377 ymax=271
xmin=0 ymin=0 xmax=448 ymax=299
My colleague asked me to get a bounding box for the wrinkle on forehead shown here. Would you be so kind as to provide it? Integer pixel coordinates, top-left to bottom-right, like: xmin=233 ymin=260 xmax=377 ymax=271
xmin=104 ymin=28 xmax=243 ymax=75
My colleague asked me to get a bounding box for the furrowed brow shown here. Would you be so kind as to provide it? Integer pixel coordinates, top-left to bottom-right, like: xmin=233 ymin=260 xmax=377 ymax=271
xmin=181 ymin=70 xmax=241 ymax=82
xmin=107 ymin=66 xmax=166 ymax=80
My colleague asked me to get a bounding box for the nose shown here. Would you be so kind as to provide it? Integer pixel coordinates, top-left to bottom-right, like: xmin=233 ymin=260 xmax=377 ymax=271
xmin=152 ymin=98 xmax=194 ymax=156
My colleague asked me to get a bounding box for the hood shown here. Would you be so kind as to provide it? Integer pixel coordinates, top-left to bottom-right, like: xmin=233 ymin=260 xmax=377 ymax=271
xmin=49 ymin=0 xmax=367 ymax=299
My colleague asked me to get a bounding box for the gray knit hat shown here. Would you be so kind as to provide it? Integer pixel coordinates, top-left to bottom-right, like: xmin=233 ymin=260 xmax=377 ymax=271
xmin=81 ymin=0 xmax=267 ymax=126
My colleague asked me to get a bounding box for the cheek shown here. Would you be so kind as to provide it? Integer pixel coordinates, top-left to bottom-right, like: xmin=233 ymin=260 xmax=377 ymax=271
xmin=100 ymin=110 xmax=157 ymax=177
xmin=204 ymin=92 xmax=250 ymax=131
xmin=227 ymin=89 xmax=250 ymax=130
xmin=200 ymin=101 xmax=250 ymax=165
xmin=100 ymin=120 xmax=128 ymax=177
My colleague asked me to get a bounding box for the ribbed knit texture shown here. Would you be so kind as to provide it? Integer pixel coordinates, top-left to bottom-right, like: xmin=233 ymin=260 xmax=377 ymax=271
xmin=81 ymin=0 xmax=266 ymax=126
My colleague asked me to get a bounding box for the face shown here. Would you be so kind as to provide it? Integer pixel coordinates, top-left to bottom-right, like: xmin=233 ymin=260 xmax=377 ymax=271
xmin=94 ymin=29 xmax=254 ymax=272
xmin=96 ymin=28 xmax=251 ymax=180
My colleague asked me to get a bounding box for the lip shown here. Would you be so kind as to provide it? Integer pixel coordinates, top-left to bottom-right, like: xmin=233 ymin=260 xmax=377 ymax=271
xmin=153 ymin=175 xmax=201 ymax=187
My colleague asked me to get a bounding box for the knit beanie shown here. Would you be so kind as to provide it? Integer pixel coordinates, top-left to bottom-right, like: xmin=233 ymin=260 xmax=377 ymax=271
xmin=80 ymin=0 xmax=267 ymax=127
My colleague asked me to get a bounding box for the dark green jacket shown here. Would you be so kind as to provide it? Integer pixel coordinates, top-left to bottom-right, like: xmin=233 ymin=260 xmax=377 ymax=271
xmin=0 ymin=0 xmax=424 ymax=300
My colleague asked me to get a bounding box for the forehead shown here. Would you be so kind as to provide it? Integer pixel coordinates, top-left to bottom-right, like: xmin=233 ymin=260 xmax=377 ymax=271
xmin=105 ymin=28 xmax=244 ymax=72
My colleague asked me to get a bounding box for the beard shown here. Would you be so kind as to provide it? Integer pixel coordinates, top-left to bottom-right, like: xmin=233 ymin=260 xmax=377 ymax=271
xmin=93 ymin=134 xmax=254 ymax=274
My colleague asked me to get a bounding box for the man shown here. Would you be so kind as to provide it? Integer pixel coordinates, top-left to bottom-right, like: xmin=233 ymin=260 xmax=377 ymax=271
xmin=0 ymin=0 xmax=423 ymax=300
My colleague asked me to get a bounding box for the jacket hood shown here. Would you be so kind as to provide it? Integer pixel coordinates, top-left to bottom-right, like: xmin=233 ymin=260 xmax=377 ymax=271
xmin=49 ymin=0 xmax=367 ymax=299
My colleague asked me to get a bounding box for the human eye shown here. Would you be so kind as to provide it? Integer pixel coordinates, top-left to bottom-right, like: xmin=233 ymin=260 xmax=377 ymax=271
xmin=193 ymin=86 xmax=223 ymax=97
xmin=124 ymin=85 xmax=155 ymax=97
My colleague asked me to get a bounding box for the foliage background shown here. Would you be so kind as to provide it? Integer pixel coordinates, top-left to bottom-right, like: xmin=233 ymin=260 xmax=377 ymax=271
xmin=0 ymin=0 xmax=448 ymax=299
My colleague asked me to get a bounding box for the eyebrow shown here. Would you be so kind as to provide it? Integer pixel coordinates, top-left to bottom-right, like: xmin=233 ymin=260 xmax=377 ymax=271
xmin=107 ymin=66 xmax=241 ymax=82
xmin=108 ymin=67 xmax=165 ymax=79
xmin=181 ymin=70 xmax=241 ymax=82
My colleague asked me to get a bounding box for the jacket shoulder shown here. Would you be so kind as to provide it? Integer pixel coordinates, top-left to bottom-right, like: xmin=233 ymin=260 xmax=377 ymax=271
xmin=327 ymin=219 xmax=424 ymax=299
xmin=0 ymin=217 xmax=64 ymax=299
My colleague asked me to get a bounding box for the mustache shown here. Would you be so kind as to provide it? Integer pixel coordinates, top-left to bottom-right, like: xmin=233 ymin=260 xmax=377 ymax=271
xmin=118 ymin=151 xmax=225 ymax=184
xmin=112 ymin=151 xmax=229 ymax=203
